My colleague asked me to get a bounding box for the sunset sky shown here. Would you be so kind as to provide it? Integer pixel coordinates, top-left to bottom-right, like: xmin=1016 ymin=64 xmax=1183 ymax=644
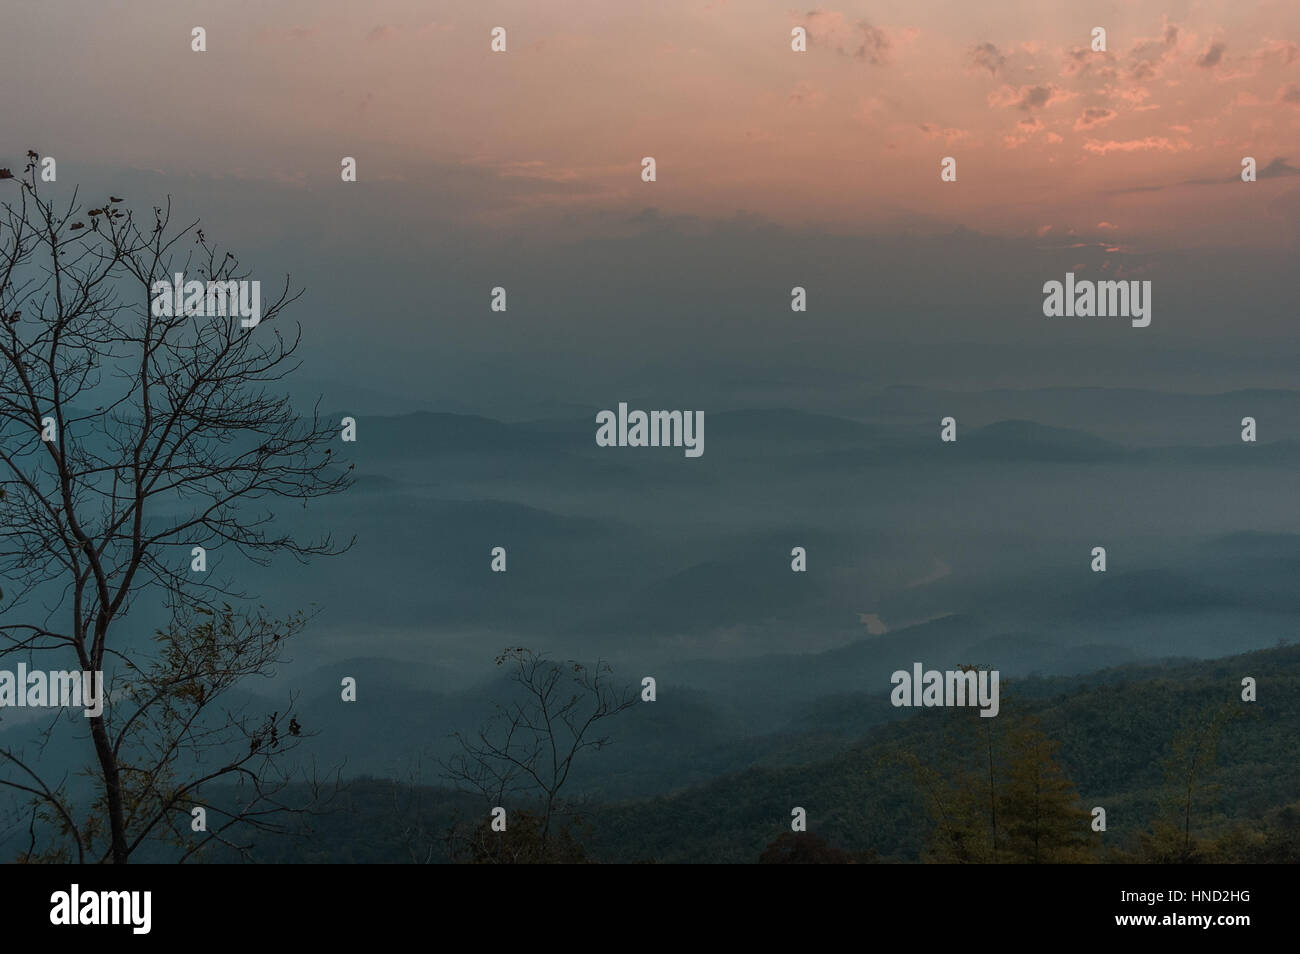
xmin=4 ymin=1 xmax=1299 ymax=403
xmin=10 ymin=1 xmax=1300 ymax=239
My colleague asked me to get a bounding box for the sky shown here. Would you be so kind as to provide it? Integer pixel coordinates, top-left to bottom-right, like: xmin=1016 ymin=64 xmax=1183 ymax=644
xmin=3 ymin=1 xmax=1299 ymax=408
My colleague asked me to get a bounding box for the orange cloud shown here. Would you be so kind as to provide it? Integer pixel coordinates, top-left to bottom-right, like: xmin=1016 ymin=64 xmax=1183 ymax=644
xmin=968 ymin=42 xmax=1006 ymax=76
xmin=1125 ymin=19 xmax=1183 ymax=81
xmin=1196 ymin=40 xmax=1227 ymax=69
xmin=1082 ymin=136 xmax=1193 ymax=154
xmin=803 ymin=10 xmax=895 ymax=64
xmin=919 ymin=123 xmax=970 ymax=144
xmin=988 ymin=83 xmax=1073 ymax=111
xmin=1074 ymin=107 xmax=1117 ymax=130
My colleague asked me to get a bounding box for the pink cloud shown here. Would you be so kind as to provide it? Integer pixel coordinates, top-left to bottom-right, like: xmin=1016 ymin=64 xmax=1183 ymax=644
xmin=1003 ymin=117 xmax=1046 ymax=149
xmin=1061 ymin=47 xmax=1118 ymax=81
xmin=1074 ymin=107 xmax=1117 ymax=130
xmin=803 ymin=10 xmax=895 ymax=64
xmin=968 ymin=42 xmax=1006 ymax=76
xmin=1255 ymin=40 xmax=1300 ymax=67
xmin=918 ymin=123 xmax=970 ymax=144
xmin=1100 ymin=85 xmax=1153 ymax=106
xmin=988 ymin=83 xmax=1073 ymax=111
xmin=1196 ymin=40 xmax=1227 ymax=69
xmin=1125 ymin=18 xmax=1183 ymax=81
xmin=1082 ymin=136 xmax=1193 ymax=154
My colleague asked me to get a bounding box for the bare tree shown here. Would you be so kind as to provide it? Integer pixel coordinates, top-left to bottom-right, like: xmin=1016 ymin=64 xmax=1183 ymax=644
xmin=442 ymin=647 xmax=636 ymax=862
xmin=0 ymin=151 xmax=351 ymax=862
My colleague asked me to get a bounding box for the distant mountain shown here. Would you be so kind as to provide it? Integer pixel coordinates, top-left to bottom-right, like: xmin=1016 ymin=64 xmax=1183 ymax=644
xmin=963 ymin=419 xmax=1126 ymax=461
xmin=341 ymin=411 xmax=565 ymax=457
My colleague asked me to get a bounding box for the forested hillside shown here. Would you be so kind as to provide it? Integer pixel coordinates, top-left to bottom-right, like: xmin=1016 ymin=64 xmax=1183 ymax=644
xmin=214 ymin=644 xmax=1300 ymax=863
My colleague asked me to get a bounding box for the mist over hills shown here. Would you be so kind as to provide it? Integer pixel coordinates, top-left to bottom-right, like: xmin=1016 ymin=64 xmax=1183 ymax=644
xmin=263 ymin=387 xmax=1300 ymax=789
xmin=3 ymin=385 xmax=1298 ymax=852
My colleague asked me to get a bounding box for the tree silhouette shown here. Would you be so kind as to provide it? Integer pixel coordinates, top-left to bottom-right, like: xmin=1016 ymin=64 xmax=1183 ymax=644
xmin=452 ymin=809 xmax=590 ymax=865
xmin=0 ymin=152 xmax=351 ymax=862
xmin=442 ymin=647 xmax=635 ymax=863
